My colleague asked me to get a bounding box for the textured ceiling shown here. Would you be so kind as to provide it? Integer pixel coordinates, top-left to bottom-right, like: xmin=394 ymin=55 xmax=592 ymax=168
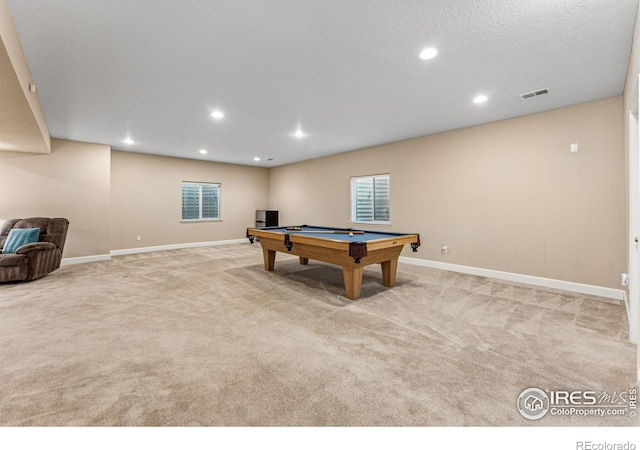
xmin=6 ymin=0 xmax=639 ymax=167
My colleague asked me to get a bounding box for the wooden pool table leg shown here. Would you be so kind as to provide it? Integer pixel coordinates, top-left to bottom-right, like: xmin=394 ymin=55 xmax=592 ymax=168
xmin=380 ymin=258 xmax=398 ymax=287
xmin=343 ymin=266 xmax=364 ymax=300
xmin=262 ymin=247 xmax=276 ymax=271
xmin=299 ymin=257 xmax=309 ymax=265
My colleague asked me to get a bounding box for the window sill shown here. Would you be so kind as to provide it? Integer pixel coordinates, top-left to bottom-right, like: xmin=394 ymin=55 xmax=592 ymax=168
xmin=349 ymin=221 xmax=391 ymax=227
xmin=181 ymin=218 xmax=223 ymax=223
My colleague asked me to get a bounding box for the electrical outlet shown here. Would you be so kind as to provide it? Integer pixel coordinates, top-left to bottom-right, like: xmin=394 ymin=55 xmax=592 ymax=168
xmin=441 ymin=245 xmax=448 ymax=254
xmin=136 ymin=235 xmax=141 ymax=241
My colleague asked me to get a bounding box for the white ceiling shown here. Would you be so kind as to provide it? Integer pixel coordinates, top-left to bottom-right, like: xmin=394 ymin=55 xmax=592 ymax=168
xmin=6 ymin=0 xmax=639 ymax=167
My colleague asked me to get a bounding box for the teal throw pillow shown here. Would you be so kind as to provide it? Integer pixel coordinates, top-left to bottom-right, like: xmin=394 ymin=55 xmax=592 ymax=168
xmin=1 ymin=228 xmax=40 ymax=253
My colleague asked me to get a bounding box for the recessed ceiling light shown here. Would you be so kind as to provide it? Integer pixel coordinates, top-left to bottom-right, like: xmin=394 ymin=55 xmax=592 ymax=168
xmin=124 ymin=137 xmax=135 ymax=145
xmin=292 ymin=129 xmax=306 ymax=138
xmin=419 ymin=47 xmax=439 ymax=60
xmin=253 ymin=157 xmax=260 ymax=161
xmin=211 ymin=110 xmax=224 ymax=119
xmin=473 ymin=95 xmax=488 ymax=104
xmin=199 ymin=149 xmax=208 ymax=155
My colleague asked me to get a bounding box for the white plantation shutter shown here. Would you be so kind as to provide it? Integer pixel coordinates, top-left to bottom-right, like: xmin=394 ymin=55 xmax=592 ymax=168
xmin=201 ymin=184 xmax=219 ymax=219
xmin=182 ymin=182 xmax=220 ymax=220
xmin=354 ymin=177 xmax=374 ymax=222
xmin=182 ymin=183 xmax=200 ymax=220
xmin=351 ymin=174 xmax=390 ymax=224
xmin=373 ymin=175 xmax=390 ymax=221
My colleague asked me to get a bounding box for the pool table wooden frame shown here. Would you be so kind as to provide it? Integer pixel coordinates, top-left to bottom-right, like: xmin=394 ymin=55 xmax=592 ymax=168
xmin=246 ymin=225 xmax=420 ymax=300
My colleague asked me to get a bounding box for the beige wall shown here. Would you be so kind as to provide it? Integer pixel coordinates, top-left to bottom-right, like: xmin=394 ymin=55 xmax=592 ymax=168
xmin=0 ymin=0 xmax=50 ymax=153
xmin=270 ymin=97 xmax=625 ymax=289
xmin=0 ymin=145 xmax=272 ymax=256
xmin=110 ymin=151 xmax=269 ymax=250
xmin=0 ymin=99 xmax=626 ymax=290
xmin=0 ymin=138 xmax=111 ymax=257
xmin=0 ymin=100 xmax=625 ymax=291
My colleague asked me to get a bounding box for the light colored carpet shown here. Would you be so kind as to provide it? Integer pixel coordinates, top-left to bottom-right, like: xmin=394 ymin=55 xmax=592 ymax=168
xmin=0 ymin=243 xmax=636 ymax=426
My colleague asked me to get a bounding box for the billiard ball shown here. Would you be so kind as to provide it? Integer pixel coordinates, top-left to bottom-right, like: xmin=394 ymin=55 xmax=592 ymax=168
xmin=349 ymin=232 xmax=353 ymax=237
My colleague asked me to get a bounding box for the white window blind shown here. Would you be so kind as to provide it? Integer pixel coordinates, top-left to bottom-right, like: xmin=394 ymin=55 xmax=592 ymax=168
xmin=350 ymin=174 xmax=390 ymax=224
xmin=182 ymin=182 xmax=220 ymax=220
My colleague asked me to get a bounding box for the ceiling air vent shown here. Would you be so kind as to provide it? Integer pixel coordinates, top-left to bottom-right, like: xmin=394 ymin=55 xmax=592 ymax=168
xmin=519 ymin=88 xmax=549 ymax=100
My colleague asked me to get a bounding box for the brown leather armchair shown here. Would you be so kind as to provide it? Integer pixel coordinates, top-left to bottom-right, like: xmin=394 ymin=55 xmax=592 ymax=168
xmin=0 ymin=217 xmax=69 ymax=282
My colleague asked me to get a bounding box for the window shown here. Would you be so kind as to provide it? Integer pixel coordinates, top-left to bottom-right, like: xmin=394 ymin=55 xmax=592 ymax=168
xmin=350 ymin=174 xmax=390 ymax=224
xmin=182 ymin=182 xmax=220 ymax=221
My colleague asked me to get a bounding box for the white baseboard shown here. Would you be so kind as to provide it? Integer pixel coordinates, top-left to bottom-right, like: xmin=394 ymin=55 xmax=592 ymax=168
xmin=61 ymin=239 xmax=248 ymax=264
xmin=399 ymin=256 xmax=626 ymax=302
xmin=110 ymin=238 xmax=248 ymax=256
xmin=61 ymin=254 xmax=111 ymax=266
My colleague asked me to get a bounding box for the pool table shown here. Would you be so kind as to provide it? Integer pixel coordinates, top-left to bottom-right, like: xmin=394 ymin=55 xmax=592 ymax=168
xmin=246 ymin=225 xmax=420 ymax=300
